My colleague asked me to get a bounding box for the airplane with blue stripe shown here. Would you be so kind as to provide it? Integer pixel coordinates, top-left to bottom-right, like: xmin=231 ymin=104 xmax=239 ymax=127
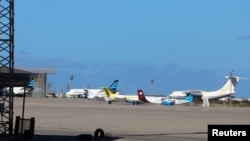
xmin=137 ymin=89 xmax=194 ymax=106
xmin=169 ymin=72 xmax=245 ymax=107
xmin=161 ymin=93 xmax=194 ymax=106
xmin=65 ymin=80 xmax=119 ymax=99
xmin=102 ymin=87 xmax=142 ymax=105
xmin=2 ymin=79 xmax=35 ymax=96
xmin=85 ymin=79 xmax=119 ymax=99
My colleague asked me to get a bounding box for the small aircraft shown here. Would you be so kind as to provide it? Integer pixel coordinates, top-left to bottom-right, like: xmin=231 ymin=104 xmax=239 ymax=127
xmin=102 ymin=87 xmax=141 ymax=105
xmin=65 ymin=80 xmax=119 ymax=99
xmin=169 ymin=72 xmax=245 ymax=107
xmin=137 ymin=89 xmax=194 ymax=106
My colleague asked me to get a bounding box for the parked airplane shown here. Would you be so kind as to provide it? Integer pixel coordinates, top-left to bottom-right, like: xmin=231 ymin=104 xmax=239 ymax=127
xmin=219 ymin=96 xmax=245 ymax=102
xmin=169 ymin=73 xmax=244 ymax=107
xmin=85 ymin=79 xmax=119 ymax=100
xmin=65 ymin=80 xmax=119 ymax=99
xmin=2 ymin=79 xmax=35 ymax=96
xmin=162 ymin=94 xmax=194 ymax=106
xmin=137 ymin=89 xmax=169 ymax=105
xmin=137 ymin=89 xmax=194 ymax=106
xmin=64 ymin=89 xmax=86 ymax=98
xmin=102 ymin=87 xmax=141 ymax=105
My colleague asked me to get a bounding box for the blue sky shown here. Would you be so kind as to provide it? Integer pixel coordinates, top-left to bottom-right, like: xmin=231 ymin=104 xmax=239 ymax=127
xmin=14 ymin=1 xmax=250 ymax=98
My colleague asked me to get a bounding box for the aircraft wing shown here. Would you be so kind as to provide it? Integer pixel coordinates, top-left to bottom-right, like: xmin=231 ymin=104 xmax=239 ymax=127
xmin=183 ymin=90 xmax=203 ymax=96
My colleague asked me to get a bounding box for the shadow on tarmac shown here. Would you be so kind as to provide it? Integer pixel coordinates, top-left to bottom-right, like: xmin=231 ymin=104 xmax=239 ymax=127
xmin=0 ymin=134 xmax=123 ymax=141
xmin=122 ymin=131 xmax=207 ymax=137
xmin=0 ymin=131 xmax=207 ymax=141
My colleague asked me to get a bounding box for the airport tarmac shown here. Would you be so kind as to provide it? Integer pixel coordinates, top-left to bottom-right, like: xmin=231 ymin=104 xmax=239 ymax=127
xmin=1 ymin=97 xmax=250 ymax=141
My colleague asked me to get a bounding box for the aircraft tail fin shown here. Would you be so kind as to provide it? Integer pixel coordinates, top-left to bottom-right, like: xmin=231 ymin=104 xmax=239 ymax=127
xmin=185 ymin=94 xmax=194 ymax=102
xmin=97 ymin=80 xmax=119 ymax=94
xmin=28 ymin=79 xmax=35 ymax=90
xmin=137 ymin=89 xmax=149 ymax=103
xmin=103 ymin=87 xmax=111 ymax=97
xmin=219 ymin=74 xmax=242 ymax=94
xmin=102 ymin=87 xmax=120 ymax=103
xmin=103 ymin=87 xmax=118 ymax=97
xmin=108 ymin=80 xmax=119 ymax=93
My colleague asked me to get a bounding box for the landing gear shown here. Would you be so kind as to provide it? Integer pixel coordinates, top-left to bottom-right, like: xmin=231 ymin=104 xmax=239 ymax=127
xmin=132 ymin=101 xmax=138 ymax=105
xmin=108 ymin=101 xmax=112 ymax=104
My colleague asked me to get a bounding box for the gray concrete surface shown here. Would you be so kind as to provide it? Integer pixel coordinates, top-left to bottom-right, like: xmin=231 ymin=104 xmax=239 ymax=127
xmin=1 ymin=97 xmax=250 ymax=141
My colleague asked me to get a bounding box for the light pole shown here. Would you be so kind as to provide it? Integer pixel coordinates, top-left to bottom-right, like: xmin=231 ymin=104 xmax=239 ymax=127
xmin=150 ymin=79 xmax=154 ymax=96
xmin=68 ymin=75 xmax=74 ymax=91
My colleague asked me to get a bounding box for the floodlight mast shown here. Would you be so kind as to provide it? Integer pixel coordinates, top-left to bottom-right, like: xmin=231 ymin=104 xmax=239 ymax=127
xmin=0 ymin=0 xmax=15 ymax=135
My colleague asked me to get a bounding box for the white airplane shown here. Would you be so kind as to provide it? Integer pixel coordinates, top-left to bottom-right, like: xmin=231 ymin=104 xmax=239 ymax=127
xmin=85 ymin=79 xmax=119 ymax=100
xmin=65 ymin=80 xmax=119 ymax=99
xmin=2 ymin=87 xmax=30 ymax=96
xmin=137 ymin=89 xmax=169 ymax=105
xmin=64 ymin=89 xmax=86 ymax=98
xmin=169 ymin=72 xmax=245 ymax=107
xmin=102 ymin=87 xmax=141 ymax=105
xmin=2 ymin=79 xmax=35 ymax=96
xmin=84 ymin=89 xmax=103 ymax=99
xmin=219 ymin=97 xmax=245 ymax=102
xmin=137 ymin=89 xmax=194 ymax=106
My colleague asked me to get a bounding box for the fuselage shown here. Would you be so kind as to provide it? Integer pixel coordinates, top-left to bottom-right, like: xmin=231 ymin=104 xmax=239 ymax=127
xmin=86 ymin=89 xmax=104 ymax=99
xmin=65 ymin=89 xmax=86 ymax=98
xmin=2 ymin=87 xmax=31 ymax=96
